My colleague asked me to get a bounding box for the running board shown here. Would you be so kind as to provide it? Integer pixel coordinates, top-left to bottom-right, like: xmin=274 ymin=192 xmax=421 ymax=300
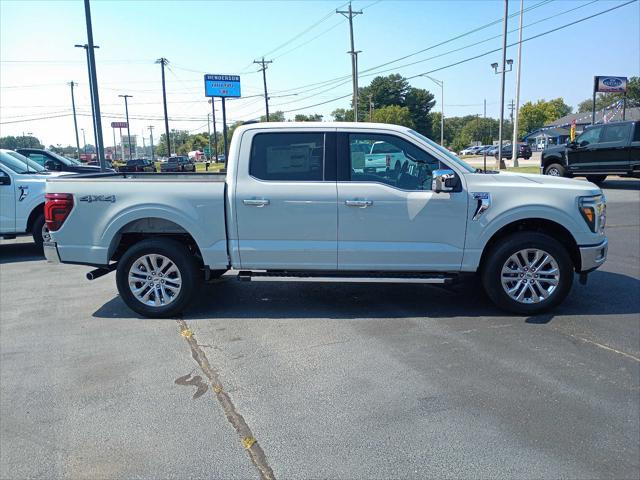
xmin=238 ymin=271 xmax=456 ymax=284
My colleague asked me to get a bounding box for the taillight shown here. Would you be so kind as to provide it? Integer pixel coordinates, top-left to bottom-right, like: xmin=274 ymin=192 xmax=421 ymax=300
xmin=386 ymin=155 xmax=391 ymax=167
xmin=45 ymin=193 xmax=74 ymax=231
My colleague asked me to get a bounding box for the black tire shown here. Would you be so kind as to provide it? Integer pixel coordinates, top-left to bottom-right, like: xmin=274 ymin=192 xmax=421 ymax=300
xmin=116 ymin=238 xmax=201 ymax=318
xmin=544 ymin=163 xmax=566 ymax=177
xmin=481 ymin=232 xmax=574 ymax=315
xmin=586 ymin=174 xmax=607 ymax=185
xmin=31 ymin=214 xmax=48 ymax=251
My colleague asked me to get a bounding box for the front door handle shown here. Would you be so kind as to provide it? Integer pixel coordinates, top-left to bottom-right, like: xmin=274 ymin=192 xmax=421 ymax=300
xmin=243 ymin=198 xmax=270 ymax=207
xmin=345 ymin=199 xmax=373 ymax=208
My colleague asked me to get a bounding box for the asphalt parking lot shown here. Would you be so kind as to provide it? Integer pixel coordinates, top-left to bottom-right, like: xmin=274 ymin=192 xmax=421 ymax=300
xmin=1 ymin=179 xmax=639 ymax=479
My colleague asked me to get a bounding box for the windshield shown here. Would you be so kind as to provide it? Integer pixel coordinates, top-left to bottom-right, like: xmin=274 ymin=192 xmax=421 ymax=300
xmin=46 ymin=150 xmax=76 ymax=166
xmin=407 ymin=130 xmax=475 ymax=173
xmin=0 ymin=151 xmax=46 ymax=173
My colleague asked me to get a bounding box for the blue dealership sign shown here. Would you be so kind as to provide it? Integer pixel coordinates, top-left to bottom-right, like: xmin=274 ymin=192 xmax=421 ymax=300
xmin=204 ymin=74 xmax=241 ymax=98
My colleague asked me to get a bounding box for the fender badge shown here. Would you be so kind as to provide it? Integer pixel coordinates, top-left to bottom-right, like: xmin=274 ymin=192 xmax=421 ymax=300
xmin=79 ymin=195 xmax=116 ymax=203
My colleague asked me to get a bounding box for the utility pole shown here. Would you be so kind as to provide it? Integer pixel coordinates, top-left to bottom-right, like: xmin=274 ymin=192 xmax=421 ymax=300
xmin=209 ymin=98 xmax=218 ymax=161
xmin=508 ymin=99 xmax=515 ymax=124
xmin=148 ymin=126 xmax=155 ymax=161
xmin=119 ymin=94 xmax=133 ymax=160
xmin=81 ymin=128 xmax=87 ymax=154
xmin=81 ymin=0 xmax=106 ymax=171
xmin=337 ymin=2 xmax=362 ymax=122
xmin=74 ymin=44 xmax=99 ymax=156
xmin=511 ymin=0 xmax=524 ymax=167
xmin=368 ymin=94 xmax=374 ymax=121
xmin=156 ymin=57 xmax=171 ymax=156
xmin=492 ymin=0 xmax=513 ymax=170
xmin=142 ymin=130 xmax=146 ymax=158
xmin=254 ymin=57 xmax=273 ymax=121
xmin=68 ymin=81 xmax=81 ymax=159
xmin=483 ymin=98 xmax=487 ymax=173
xmin=112 ymin=127 xmax=116 ymax=161
xmin=207 ymin=114 xmax=212 ymax=160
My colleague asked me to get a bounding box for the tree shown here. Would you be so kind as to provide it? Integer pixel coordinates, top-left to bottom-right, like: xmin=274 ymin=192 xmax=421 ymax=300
xmin=404 ymin=87 xmax=435 ymax=137
xmin=0 ymin=135 xmax=44 ymax=149
xmin=517 ymin=98 xmax=572 ymax=138
xmin=331 ymin=108 xmax=354 ymax=121
xmin=294 ymin=113 xmax=323 ymax=122
xmin=577 ymin=76 xmax=640 ymax=112
xmin=371 ymin=105 xmax=414 ymax=128
xmin=260 ymin=110 xmax=285 ymax=122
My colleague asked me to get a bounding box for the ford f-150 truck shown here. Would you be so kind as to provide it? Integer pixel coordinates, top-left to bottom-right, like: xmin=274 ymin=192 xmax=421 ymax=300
xmin=44 ymin=123 xmax=608 ymax=318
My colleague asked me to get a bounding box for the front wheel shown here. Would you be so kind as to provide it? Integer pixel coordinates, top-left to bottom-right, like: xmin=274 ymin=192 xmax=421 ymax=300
xmin=116 ymin=238 xmax=201 ymax=318
xmin=544 ymin=163 xmax=566 ymax=177
xmin=481 ymin=232 xmax=574 ymax=315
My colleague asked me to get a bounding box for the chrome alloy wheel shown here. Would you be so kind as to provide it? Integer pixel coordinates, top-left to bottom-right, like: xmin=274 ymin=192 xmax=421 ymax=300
xmin=546 ymin=167 xmax=561 ymax=176
xmin=127 ymin=254 xmax=182 ymax=307
xmin=41 ymin=223 xmax=51 ymax=243
xmin=501 ymin=248 xmax=560 ymax=304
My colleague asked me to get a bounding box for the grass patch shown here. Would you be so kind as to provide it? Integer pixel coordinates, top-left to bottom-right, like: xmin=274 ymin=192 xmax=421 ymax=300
xmin=506 ymin=166 xmax=541 ymax=174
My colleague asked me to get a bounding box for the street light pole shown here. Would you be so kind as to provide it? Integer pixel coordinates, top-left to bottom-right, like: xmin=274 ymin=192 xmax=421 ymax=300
xmin=74 ymin=44 xmax=99 ymax=153
xmin=119 ymin=94 xmax=133 ymax=160
xmin=68 ymin=81 xmax=81 ymax=159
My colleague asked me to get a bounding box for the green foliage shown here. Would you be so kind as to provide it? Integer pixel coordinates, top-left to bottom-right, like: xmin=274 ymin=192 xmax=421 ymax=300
xmin=331 ymin=108 xmax=354 ymax=121
xmin=0 ymin=135 xmax=44 ymax=150
xmin=260 ymin=110 xmax=285 ymax=122
xmin=517 ymin=98 xmax=572 ymax=138
xmin=294 ymin=113 xmax=323 ymax=122
xmin=577 ymin=76 xmax=640 ymax=112
xmin=371 ymin=105 xmax=414 ymax=128
xmin=356 ymin=74 xmax=434 ymax=136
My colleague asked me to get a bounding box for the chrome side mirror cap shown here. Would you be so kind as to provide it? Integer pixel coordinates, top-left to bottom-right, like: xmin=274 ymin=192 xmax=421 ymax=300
xmin=432 ymin=169 xmax=457 ymax=193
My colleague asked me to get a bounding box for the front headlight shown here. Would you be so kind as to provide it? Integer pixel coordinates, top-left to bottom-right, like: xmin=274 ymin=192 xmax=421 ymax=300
xmin=579 ymin=195 xmax=606 ymax=233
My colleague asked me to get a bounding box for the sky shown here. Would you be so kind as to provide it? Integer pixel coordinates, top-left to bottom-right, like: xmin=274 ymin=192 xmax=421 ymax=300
xmin=1 ymin=0 xmax=638 ymax=148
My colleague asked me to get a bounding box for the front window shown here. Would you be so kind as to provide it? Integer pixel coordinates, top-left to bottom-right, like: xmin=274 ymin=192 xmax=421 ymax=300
xmin=348 ymin=133 xmax=440 ymax=191
xmin=0 ymin=151 xmax=45 ymax=173
xmin=577 ymin=126 xmax=602 ymax=146
xmin=250 ymin=132 xmax=324 ymax=181
xmin=407 ymin=129 xmax=475 ymax=173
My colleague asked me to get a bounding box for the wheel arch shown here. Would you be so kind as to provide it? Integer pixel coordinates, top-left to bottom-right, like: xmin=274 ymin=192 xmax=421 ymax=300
xmin=479 ymin=218 xmax=581 ymax=274
xmin=541 ymin=153 xmax=565 ymax=170
xmin=26 ymin=202 xmax=44 ymax=232
xmin=108 ymin=217 xmax=204 ymax=265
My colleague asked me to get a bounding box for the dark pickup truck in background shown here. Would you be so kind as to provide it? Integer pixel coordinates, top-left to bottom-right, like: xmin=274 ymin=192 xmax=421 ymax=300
xmin=542 ymin=120 xmax=640 ymax=184
xmin=118 ymin=158 xmax=156 ymax=173
xmin=160 ymin=155 xmax=196 ymax=172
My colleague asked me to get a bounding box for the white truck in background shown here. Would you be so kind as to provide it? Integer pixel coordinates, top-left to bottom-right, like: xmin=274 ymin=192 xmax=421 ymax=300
xmin=0 ymin=149 xmax=72 ymax=249
xmin=44 ymin=123 xmax=608 ymax=318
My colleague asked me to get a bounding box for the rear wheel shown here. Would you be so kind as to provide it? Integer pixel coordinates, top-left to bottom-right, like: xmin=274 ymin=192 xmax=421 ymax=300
xmin=481 ymin=232 xmax=573 ymax=315
xmin=586 ymin=174 xmax=607 ymax=185
xmin=116 ymin=238 xmax=201 ymax=318
xmin=31 ymin=214 xmax=49 ymax=251
xmin=544 ymin=163 xmax=566 ymax=177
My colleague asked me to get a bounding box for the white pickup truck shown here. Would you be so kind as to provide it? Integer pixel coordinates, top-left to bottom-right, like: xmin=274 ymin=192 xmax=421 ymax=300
xmin=0 ymin=149 xmax=72 ymax=249
xmin=44 ymin=123 xmax=608 ymax=317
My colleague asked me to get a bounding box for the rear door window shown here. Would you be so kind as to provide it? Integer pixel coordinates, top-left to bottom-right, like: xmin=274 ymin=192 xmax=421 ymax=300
xmin=601 ymin=123 xmax=632 ymax=144
xmin=250 ymin=132 xmax=324 ymax=181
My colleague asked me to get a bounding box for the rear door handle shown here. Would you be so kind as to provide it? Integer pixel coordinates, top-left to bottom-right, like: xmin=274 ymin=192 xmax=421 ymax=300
xmin=345 ymin=199 xmax=373 ymax=208
xmin=243 ymin=198 xmax=270 ymax=207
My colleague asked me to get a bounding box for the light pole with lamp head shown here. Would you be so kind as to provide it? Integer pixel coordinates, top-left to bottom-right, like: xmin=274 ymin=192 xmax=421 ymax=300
xmin=421 ymin=75 xmax=444 ymax=146
xmin=491 ymin=57 xmax=513 ymax=169
xmin=119 ymin=94 xmax=133 ymax=160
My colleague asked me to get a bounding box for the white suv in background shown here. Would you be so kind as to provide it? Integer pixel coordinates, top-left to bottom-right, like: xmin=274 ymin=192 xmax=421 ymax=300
xmin=0 ymin=149 xmax=72 ymax=250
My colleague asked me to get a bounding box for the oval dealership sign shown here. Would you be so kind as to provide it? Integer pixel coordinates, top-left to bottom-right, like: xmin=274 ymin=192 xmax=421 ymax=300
xmin=595 ymin=76 xmax=628 ymax=93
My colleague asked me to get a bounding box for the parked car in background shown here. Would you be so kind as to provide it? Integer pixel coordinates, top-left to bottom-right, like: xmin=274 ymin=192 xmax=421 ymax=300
xmin=45 ymin=122 xmax=607 ymax=318
xmin=119 ymin=158 xmax=156 ymax=173
xmin=459 ymin=146 xmax=483 ymax=156
xmin=0 ymin=149 xmax=72 ymax=250
xmin=542 ymin=120 xmax=640 ymax=184
xmin=160 ymin=156 xmax=196 ymax=172
xmin=87 ymin=159 xmax=115 ymax=169
xmin=494 ymin=143 xmax=532 ymax=160
xmin=15 ymin=148 xmax=115 ymax=173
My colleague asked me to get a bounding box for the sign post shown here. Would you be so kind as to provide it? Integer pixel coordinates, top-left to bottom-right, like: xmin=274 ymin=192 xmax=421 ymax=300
xmin=204 ymin=74 xmax=241 ymax=169
xmin=111 ymin=122 xmax=127 ymax=162
xmin=592 ymin=76 xmax=628 ymax=124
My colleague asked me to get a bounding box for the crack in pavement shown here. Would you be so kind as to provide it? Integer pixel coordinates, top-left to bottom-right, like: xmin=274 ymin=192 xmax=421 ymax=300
xmin=176 ymin=319 xmax=275 ymax=480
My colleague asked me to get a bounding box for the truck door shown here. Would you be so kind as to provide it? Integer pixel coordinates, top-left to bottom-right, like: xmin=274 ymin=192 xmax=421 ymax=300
xmin=336 ymin=131 xmax=468 ymax=271
xmin=234 ymin=130 xmax=338 ymax=270
xmin=568 ymin=125 xmax=604 ymax=174
xmin=594 ymin=123 xmax=633 ymax=174
xmin=0 ymin=167 xmax=16 ymax=233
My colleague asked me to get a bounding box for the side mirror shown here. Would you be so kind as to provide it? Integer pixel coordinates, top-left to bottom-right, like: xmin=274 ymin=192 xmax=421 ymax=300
xmin=567 ymin=141 xmax=577 ymax=149
xmin=432 ymin=169 xmax=458 ymax=193
xmin=579 ymin=140 xmax=589 ymax=148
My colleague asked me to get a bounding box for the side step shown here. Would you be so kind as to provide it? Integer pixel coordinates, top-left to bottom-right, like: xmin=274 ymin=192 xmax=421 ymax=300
xmin=238 ymin=270 xmax=456 ymax=284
